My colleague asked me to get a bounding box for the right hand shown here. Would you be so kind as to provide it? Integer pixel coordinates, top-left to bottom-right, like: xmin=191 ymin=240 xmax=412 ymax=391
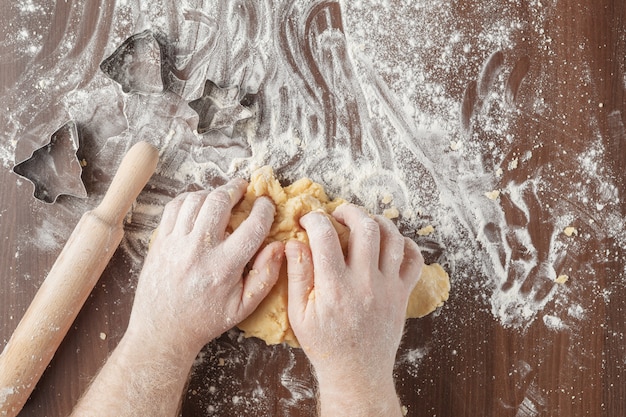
xmin=127 ymin=179 xmax=284 ymax=355
xmin=285 ymin=204 xmax=424 ymax=382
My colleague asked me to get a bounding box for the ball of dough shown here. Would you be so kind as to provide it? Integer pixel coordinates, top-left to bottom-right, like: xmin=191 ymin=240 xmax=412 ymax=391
xmin=231 ymin=166 xmax=450 ymax=347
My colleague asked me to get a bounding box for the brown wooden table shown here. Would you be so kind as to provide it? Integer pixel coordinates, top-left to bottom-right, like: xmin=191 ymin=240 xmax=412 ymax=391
xmin=1 ymin=1 xmax=624 ymax=416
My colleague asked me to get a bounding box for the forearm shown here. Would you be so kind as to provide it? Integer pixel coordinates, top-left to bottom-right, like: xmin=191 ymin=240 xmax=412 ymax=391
xmin=70 ymin=329 xmax=198 ymax=417
xmin=317 ymin=373 xmax=404 ymax=417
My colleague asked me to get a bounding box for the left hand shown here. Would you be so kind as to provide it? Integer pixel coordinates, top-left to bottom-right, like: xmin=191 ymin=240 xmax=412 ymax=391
xmin=126 ymin=178 xmax=284 ymax=354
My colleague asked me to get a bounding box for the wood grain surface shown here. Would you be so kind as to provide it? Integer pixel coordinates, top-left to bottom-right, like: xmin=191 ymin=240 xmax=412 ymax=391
xmin=1 ymin=1 xmax=624 ymax=416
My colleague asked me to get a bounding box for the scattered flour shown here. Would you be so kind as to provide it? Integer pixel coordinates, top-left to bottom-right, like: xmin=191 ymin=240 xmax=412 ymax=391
xmin=1 ymin=0 xmax=624 ymax=415
xmin=542 ymin=314 xmax=567 ymax=331
xmin=0 ymin=386 xmax=15 ymax=405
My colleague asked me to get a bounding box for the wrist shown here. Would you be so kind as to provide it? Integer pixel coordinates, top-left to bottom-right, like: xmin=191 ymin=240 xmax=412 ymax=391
xmin=71 ymin=323 xmax=199 ymax=416
xmin=316 ymin=369 xmax=396 ymax=395
xmin=122 ymin=321 xmax=201 ymax=366
xmin=312 ymin=355 xmax=395 ymax=387
xmin=317 ymin=372 xmax=402 ymax=416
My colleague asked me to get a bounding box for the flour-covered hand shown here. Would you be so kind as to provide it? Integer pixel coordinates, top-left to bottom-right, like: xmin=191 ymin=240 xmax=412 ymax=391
xmin=127 ymin=179 xmax=283 ymax=354
xmin=285 ymin=204 xmax=423 ymax=416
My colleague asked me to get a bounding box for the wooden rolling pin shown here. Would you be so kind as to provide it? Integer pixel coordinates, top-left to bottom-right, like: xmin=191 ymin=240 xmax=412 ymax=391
xmin=0 ymin=141 xmax=159 ymax=417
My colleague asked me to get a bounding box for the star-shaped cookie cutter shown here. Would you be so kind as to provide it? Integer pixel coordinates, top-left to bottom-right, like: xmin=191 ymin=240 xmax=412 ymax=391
xmin=188 ymin=80 xmax=255 ymax=135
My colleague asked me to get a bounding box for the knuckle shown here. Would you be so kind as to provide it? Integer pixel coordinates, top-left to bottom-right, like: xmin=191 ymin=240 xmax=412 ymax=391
xmin=405 ymin=237 xmax=422 ymax=256
xmin=252 ymin=221 xmax=269 ymax=242
xmin=220 ymin=250 xmax=246 ymax=275
xmin=361 ymin=217 xmax=380 ymax=238
xmin=391 ymin=233 xmax=406 ymax=251
xmin=403 ymin=239 xmax=424 ymax=272
xmin=254 ymin=197 xmax=276 ymax=218
xmin=315 ymin=221 xmax=338 ymax=243
xmin=287 ymin=269 xmax=308 ymax=282
xmin=320 ymin=254 xmax=344 ymax=276
xmin=207 ymin=189 xmax=231 ymax=209
xmin=375 ymin=214 xmax=399 ymax=234
xmin=187 ymin=191 xmax=207 ymax=203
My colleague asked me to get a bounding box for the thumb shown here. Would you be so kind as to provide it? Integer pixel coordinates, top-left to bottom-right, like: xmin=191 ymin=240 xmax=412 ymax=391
xmin=285 ymin=240 xmax=314 ymax=322
xmin=240 ymin=241 xmax=284 ymax=315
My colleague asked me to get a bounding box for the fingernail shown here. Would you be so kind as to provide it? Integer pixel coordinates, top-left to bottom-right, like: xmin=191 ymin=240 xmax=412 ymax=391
xmin=230 ymin=177 xmax=248 ymax=187
xmin=272 ymin=246 xmax=284 ymax=261
xmin=300 ymin=211 xmax=319 ymax=227
xmin=259 ymin=195 xmax=275 ymax=206
xmin=295 ymin=249 xmax=303 ymax=264
xmin=226 ymin=176 xmax=246 ymax=189
xmin=257 ymin=196 xmax=276 ymax=215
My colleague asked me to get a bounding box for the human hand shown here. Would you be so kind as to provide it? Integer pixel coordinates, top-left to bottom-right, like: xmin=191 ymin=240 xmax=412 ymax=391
xmin=285 ymin=204 xmax=423 ymax=383
xmin=126 ymin=178 xmax=284 ymax=355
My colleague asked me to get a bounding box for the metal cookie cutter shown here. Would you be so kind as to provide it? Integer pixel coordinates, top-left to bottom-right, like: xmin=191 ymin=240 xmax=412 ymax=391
xmin=100 ymin=29 xmax=172 ymax=95
xmin=13 ymin=121 xmax=88 ymax=204
xmin=188 ymin=80 xmax=255 ymax=135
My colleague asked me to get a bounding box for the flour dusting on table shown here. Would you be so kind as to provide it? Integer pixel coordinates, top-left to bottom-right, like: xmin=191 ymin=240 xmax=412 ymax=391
xmin=1 ymin=0 xmax=624 ymax=414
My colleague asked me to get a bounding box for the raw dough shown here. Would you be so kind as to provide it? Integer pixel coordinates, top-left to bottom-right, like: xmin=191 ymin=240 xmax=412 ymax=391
xmin=563 ymin=226 xmax=578 ymax=237
xmin=555 ymin=274 xmax=569 ymax=284
xmin=230 ymin=166 xmax=450 ymax=347
xmin=417 ymin=224 xmax=435 ymax=236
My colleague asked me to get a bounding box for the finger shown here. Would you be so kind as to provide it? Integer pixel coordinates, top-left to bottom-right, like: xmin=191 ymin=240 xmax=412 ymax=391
xmin=285 ymin=240 xmax=315 ymax=322
xmin=300 ymin=211 xmax=345 ymax=280
xmin=399 ymin=238 xmax=424 ymax=291
xmin=332 ymin=204 xmax=380 ymax=271
xmin=173 ymin=191 xmax=210 ymax=235
xmin=194 ymin=178 xmax=248 ymax=238
xmin=239 ymin=241 xmax=284 ymax=315
xmin=374 ymin=215 xmax=407 ymax=277
xmin=158 ymin=192 xmax=189 ymax=235
xmin=223 ymin=196 xmax=276 ymax=265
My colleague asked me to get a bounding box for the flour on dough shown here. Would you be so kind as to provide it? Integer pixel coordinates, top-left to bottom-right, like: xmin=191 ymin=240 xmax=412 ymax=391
xmin=230 ymin=166 xmax=450 ymax=347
